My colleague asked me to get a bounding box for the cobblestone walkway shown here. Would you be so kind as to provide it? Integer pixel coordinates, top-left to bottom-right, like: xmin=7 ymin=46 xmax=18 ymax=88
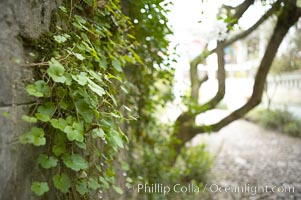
xmin=196 ymin=120 xmax=301 ymax=200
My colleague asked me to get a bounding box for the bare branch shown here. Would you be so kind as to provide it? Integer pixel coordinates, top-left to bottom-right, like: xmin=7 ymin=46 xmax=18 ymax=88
xmin=192 ymin=41 xmax=226 ymax=115
xmin=232 ymin=0 xmax=255 ymax=22
xmin=225 ymin=0 xmax=282 ymax=46
xmin=189 ymin=48 xmax=212 ymax=100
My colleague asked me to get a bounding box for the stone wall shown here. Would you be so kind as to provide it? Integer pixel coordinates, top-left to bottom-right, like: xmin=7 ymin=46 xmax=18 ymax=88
xmin=0 ymin=1 xmax=58 ymax=199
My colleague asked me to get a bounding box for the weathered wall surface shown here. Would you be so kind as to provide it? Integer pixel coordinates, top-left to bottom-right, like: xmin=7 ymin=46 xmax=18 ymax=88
xmin=0 ymin=1 xmax=58 ymax=199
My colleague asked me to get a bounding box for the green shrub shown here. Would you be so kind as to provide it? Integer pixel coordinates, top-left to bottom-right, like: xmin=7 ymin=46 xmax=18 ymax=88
xmin=247 ymin=108 xmax=301 ymax=137
xmin=177 ymin=143 xmax=213 ymax=183
xmin=283 ymin=121 xmax=301 ymax=137
xmin=128 ymin=138 xmax=213 ymax=200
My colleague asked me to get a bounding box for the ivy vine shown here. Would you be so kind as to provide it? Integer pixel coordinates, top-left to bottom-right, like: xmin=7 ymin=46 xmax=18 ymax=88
xmin=20 ymin=0 xmax=138 ymax=198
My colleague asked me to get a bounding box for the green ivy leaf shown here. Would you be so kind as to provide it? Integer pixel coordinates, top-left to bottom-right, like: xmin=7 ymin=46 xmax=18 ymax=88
xmin=123 ymin=105 xmax=132 ymax=112
xmin=50 ymin=118 xmax=68 ymax=132
xmin=110 ymin=112 xmax=120 ymax=118
xmin=58 ymin=6 xmax=67 ymax=13
xmin=120 ymin=86 xmax=128 ymax=94
xmin=76 ymin=180 xmax=88 ymax=195
xmin=112 ymin=134 xmax=124 ymax=149
xmin=110 ymin=129 xmax=124 ymax=148
xmin=81 ymin=32 xmax=91 ymax=43
xmin=64 ymin=73 xmax=72 ymax=86
xmin=87 ymin=70 xmax=103 ymax=83
xmin=92 ymin=128 xmax=105 ymax=138
xmin=77 ymin=88 xmax=89 ymax=98
xmin=88 ymin=79 xmax=105 ymax=97
xmin=35 ymin=102 xmax=55 ymax=122
xmin=113 ymin=185 xmax=123 ymax=194
xmin=26 ymin=80 xmax=51 ymax=97
xmin=62 ymin=154 xmax=88 ymax=171
xmin=64 ymin=126 xmax=82 ymax=142
xmin=47 ymin=58 xmax=66 ymax=83
xmin=83 ymin=0 xmax=93 ymax=6
xmin=56 ymin=86 xmax=67 ymax=98
xmin=54 ymin=34 xmax=70 ymax=43
xmin=59 ymin=99 xmax=69 ymax=110
xmin=99 ymin=177 xmax=109 ymax=189
xmin=75 ymin=99 xmax=94 ymax=123
xmin=66 ymin=116 xmax=76 ymax=124
xmin=74 ymin=15 xmax=87 ymax=24
xmin=119 ymin=129 xmax=129 ymax=143
xmin=72 ymin=21 xmax=84 ymax=30
xmin=37 ymin=154 xmax=58 ymax=169
xmin=100 ymin=57 xmax=108 ymax=69
xmin=73 ymin=53 xmax=85 ymax=60
xmin=111 ymin=59 xmax=122 ymax=72
xmin=26 ymin=85 xmax=41 ymax=97
xmin=107 ymin=73 xmax=122 ymax=81
xmin=19 ymin=127 xmax=46 ymax=146
xmin=35 ymin=113 xmax=50 ymax=122
xmin=121 ymin=162 xmax=130 ymax=171
xmin=75 ymin=141 xmax=87 ymax=150
xmin=53 ymin=173 xmax=71 ymax=193
xmin=108 ymin=93 xmax=117 ymax=106
xmin=72 ymin=72 xmax=89 ymax=86
xmin=100 ymin=119 xmax=112 ymax=128
xmin=52 ymin=143 xmax=67 ymax=156
xmin=88 ymin=178 xmax=100 ymax=190
xmin=22 ymin=115 xmax=37 ymax=123
xmin=38 ymin=102 xmax=56 ymax=115
xmin=31 ymin=182 xmax=49 ymax=196
xmin=64 ymin=122 xmax=84 ymax=142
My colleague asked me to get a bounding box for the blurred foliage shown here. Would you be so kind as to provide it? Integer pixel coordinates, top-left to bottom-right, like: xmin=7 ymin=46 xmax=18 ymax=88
xmin=120 ymin=0 xmax=213 ymax=199
xmin=128 ymin=141 xmax=213 ymax=200
xmin=247 ymin=108 xmax=301 ymax=137
xmin=122 ymin=0 xmax=175 ymax=128
xmin=177 ymin=144 xmax=213 ymax=184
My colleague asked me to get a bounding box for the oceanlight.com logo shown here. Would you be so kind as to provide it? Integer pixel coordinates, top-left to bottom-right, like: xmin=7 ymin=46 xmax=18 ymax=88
xmin=203 ymin=183 xmax=295 ymax=196
xmin=135 ymin=183 xmax=295 ymax=196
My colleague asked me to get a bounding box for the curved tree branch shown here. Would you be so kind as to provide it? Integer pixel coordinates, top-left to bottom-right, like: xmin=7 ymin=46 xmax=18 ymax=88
xmin=189 ymin=48 xmax=211 ymax=101
xmin=189 ymin=42 xmax=212 ymax=101
xmin=231 ymin=0 xmax=255 ymax=26
xmin=173 ymin=41 xmax=225 ymax=155
xmin=189 ymin=0 xmax=255 ymax=101
xmin=190 ymin=0 xmax=301 ymax=135
xmin=193 ymin=41 xmax=226 ymax=115
xmin=173 ymin=1 xmax=301 ymax=157
xmin=188 ymin=0 xmax=281 ymax=115
xmin=225 ymin=0 xmax=282 ymax=46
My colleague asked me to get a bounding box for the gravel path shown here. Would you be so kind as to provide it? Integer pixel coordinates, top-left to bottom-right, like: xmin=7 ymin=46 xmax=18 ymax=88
xmin=194 ymin=120 xmax=301 ymax=200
